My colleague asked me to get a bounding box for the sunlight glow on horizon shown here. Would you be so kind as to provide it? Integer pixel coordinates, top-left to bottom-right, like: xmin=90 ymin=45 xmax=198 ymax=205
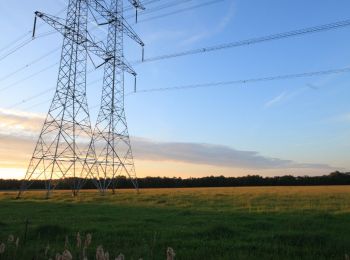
xmin=0 ymin=168 xmax=26 ymax=180
xmin=0 ymin=159 xmax=335 ymax=180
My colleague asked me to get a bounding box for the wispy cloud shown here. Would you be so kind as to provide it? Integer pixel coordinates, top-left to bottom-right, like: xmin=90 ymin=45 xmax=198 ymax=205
xmin=181 ymin=1 xmax=236 ymax=46
xmin=264 ymin=86 xmax=314 ymax=109
xmin=143 ymin=29 xmax=187 ymax=46
xmin=264 ymin=91 xmax=287 ymax=108
xmin=329 ymin=113 xmax=350 ymax=123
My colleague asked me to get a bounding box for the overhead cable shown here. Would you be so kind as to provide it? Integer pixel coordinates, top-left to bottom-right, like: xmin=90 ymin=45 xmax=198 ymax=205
xmin=132 ymin=67 xmax=350 ymax=94
xmin=139 ymin=18 xmax=350 ymax=63
xmin=137 ymin=0 xmax=224 ymax=24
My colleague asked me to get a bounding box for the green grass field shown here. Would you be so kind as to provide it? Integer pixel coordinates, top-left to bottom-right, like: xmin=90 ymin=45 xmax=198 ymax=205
xmin=1 ymin=186 xmax=350 ymax=259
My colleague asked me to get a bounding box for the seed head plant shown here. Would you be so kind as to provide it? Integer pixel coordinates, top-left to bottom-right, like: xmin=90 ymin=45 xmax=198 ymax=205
xmin=0 ymin=243 xmax=5 ymax=254
xmin=104 ymin=251 xmax=110 ymax=260
xmin=7 ymin=235 xmax=14 ymax=243
xmin=62 ymin=249 xmax=73 ymax=260
xmin=45 ymin=243 xmax=50 ymax=257
xmin=77 ymin=232 xmax=82 ymax=249
xmin=96 ymin=245 xmax=105 ymax=260
xmin=167 ymin=247 xmax=175 ymax=260
xmin=115 ymin=253 xmax=125 ymax=260
xmin=85 ymin=234 xmax=92 ymax=247
xmin=65 ymin=236 xmax=69 ymax=249
xmin=0 ymin=232 xmax=177 ymax=259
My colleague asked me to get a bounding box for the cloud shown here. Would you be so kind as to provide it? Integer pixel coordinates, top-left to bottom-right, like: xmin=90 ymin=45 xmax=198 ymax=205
xmin=0 ymin=134 xmax=36 ymax=168
xmin=264 ymin=86 xmax=312 ymax=109
xmin=323 ymin=112 xmax=350 ymax=125
xmin=143 ymin=29 xmax=187 ymax=46
xmin=0 ymin=107 xmax=337 ymax=172
xmin=332 ymin=113 xmax=350 ymax=123
xmin=0 ymin=108 xmax=44 ymax=136
xmin=264 ymin=92 xmax=287 ymax=108
xmin=181 ymin=1 xmax=236 ymax=46
xmin=0 ymin=134 xmax=336 ymax=171
xmin=132 ymin=138 xmax=336 ymax=170
xmin=217 ymin=2 xmax=236 ymax=31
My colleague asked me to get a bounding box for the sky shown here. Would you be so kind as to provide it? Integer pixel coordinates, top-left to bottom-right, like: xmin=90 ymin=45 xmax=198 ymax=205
xmin=0 ymin=0 xmax=349 ymax=179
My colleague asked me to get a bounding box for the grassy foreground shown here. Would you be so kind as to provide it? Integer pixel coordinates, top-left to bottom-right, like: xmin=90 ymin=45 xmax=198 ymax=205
xmin=0 ymin=186 xmax=350 ymax=259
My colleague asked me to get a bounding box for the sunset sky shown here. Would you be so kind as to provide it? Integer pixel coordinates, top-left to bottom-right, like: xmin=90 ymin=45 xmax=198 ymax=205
xmin=0 ymin=0 xmax=349 ymax=179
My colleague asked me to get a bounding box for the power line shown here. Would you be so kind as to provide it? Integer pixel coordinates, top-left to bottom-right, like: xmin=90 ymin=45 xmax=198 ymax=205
xmin=0 ymin=0 xmax=183 ymax=64
xmin=137 ymin=0 xmax=224 ymax=24
xmin=0 ymin=31 xmax=32 ymax=55
xmin=0 ymin=0 xmax=216 ymax=78
xmin=125 ymin=0 xmax=194 ymax=19
xmin=0 ymin=20 xmax=103 ymax=83
xmin=0 ymin=62 xmax=59 ymax=93
xmin=0 ymin=47 xmax=60 ymax=83
xmin=132 ymin=66 xmax=350 ymax=94
xmin=0 ymin=30 xmax=57 ymax=63
xmin=6 ymin=87 xmax=56 ymax=109
xmin=0 ymin=41 xmax=96 ymax=89
xmin=138 ymin=18 xmax=350 ymax=63
xmin=140 ymin=0 xmax=163 ymax=6
xmin=0 ymin=53 xmax=98 ymax=97
xmin=4 ymin=76 xmax=101 ymax=110
xmin=0 ymin=6 xmax=67 ymax=55
xmin=6 ymin=4 xmax=350 ymax=103
xmin=7 ymin=64 xmax=350 ymax=105
xmin=7 ymin=64 xmax=350 ymax=109
xmin=0 ymin=0 xmax=195 ymax=83
xmin=0 ymin=38 xmax=33 ymax=62
xmin=0 ymin=80 xmax=101 ymax=142
xmin=20 ymin=99 xmax=51 ymax=111
xmin=123 ymin=0 xmax=162 ymax=12
xmin=90 ymin=0 xmax=181 ymax=28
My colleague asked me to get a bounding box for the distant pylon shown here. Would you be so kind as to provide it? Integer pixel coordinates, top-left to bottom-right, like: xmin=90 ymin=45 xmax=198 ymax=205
xmin=17 ymin=0 xmax=96 ymax=198
xmin=89 ymin=0 xmax=142 ymax=193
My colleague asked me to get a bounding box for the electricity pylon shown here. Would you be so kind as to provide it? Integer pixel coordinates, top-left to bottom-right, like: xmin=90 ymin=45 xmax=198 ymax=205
xmin=17 ymin=0 xmax=94 ymax=198
xmin=17 ymin=0 xmax=144 ymax=198
xmin=87 ymin=0 xmax=144 ymax=193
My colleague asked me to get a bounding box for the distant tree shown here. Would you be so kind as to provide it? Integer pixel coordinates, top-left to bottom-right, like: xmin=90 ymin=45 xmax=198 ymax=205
xmin=1 ymin=172 xmax=350 ymax=190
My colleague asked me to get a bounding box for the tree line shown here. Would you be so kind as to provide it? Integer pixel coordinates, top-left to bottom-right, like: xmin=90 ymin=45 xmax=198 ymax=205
xmin=0 ymin=171 xmax=350 ymax=190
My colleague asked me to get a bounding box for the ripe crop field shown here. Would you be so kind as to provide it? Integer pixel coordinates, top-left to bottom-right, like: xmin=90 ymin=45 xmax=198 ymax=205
xmin=1 ymin=186 xmax=350 ymax=259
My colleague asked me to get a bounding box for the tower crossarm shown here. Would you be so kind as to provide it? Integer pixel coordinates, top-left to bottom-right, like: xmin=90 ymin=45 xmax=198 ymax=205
xmin=127 ymin=0 xmax=145 ymax=10
xmin=121 ymin=16 xmax=145 ymax=47
xmin=127 ymin=0 xmax=145 ymax=23
xmin=34 ymin=11 xmax=137 ymax=76
xmin=86 ymin=0 xmax=145 ymax=47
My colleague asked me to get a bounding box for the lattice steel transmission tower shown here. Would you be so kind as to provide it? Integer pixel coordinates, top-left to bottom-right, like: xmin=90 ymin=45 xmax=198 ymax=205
xmin=87 ymin=0 xmax=144 ymax=194
xmin=17 ymin=0 xmax=144 ymax=198
xmin=17 ymin=0 xmax=94 ymax=198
